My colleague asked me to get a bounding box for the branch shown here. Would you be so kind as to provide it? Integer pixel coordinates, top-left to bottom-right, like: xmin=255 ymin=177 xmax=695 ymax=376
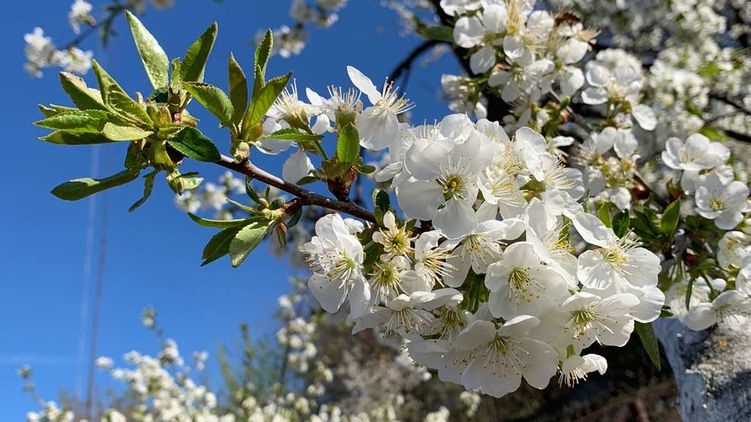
xmin=710 ymin=93 xmax=751 ymax=117
xmin=388 ymin=40 xmax=439 ymax=86
xmin=216 ymin=155 xmax=377 ymax=224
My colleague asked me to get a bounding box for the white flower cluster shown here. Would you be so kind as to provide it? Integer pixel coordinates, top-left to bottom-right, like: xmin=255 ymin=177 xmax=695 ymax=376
xmin=294 ymin=66 xmax=666 ymax=397
xmin=442 ymin=0 xmax=597 ymax=123
xmin=264 ymin=0 xmax=348 ymax=58
xmin=175 ymin=171 xmax=246 ymax=218
xmin=23 ymin=27 xmax=93 ymax=78
xmin=24 ymin=0 xmax=177 ymax=78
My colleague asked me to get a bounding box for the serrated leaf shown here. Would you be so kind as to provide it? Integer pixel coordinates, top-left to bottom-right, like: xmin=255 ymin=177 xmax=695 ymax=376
xmin=228 ymin=53 xmax=248 ymax=124
xmin=41 ymin=131 xmax=115 ymax=145
xmin=102 ymin=123 xmax=153 ymax=141
xmin=263 ymin=128 xmax=323 ymax=142
xmin=51 ymin=169 xmax=140 ymax=201
xmin=244 ymin=72 xmax=291 ymax=134
xmin=661 ymin=199 xmax=681 ymax=235
xmin=253 ymin=29 xmax=273 ymax=95
xmin=59 ymin=72 xmax=107 ymax=110
xmin=416 ymin=25 xmax=453 ymax=42
xmin=336 ymin=123 xmax=360 ymax=164
xmin=168 ymin=172 xmax=204 ymax=193
xmin=34 ymin=110 xmax=111 ymax=133
xmin=374 ymin=189 xmax=390 ymax=213
xmin=92 ymin=60 xmax=152 ymax=125
xmin=38 ymin=104 xmax=79 ymax=118
xmin=612 ymin=210 xmax=630 ymax=238
xmin=635 ymin=322 xmax=661 ymax=371
xmin=91 ymin=60 xmax=120 ymax=104
xmin=184 ymin=82 xmax=234 ymax=125
xmin=129 ymin=170 xmax=157 ymax=212
xmin=167 ymin=127 xmax=221 ymax=162
xmin=125 ymin=11 xmax=169 ymax=89
xmin=188 ymin=213 xmax=258 ymax=228
xmin=181 ymin=22 xmax=218 ymax=83
xmin=597 ymin=203 xmax=611 ymax=227
xmin=201 ymin=226 xmax=242 ymax=266
xmin=229 ymin=223 xmax=269 ymax=267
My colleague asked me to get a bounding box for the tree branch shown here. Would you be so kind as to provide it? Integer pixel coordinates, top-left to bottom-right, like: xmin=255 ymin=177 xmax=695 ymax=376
xmin=216 ymin=155 xmax=377 ymax=224
xmin=388 ymin=40 xmax=439 ymax=86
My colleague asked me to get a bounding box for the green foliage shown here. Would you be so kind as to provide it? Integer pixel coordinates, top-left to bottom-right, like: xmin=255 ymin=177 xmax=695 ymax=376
xmin=188 ymin=213 xmax=258 ymax=228
xmin=101 ymin=123 xmax=153 ymax=141
xmin=181 ymin=22 xmax=219 ymax=83
xmin=129 ymin=170 xmax=158 ymax=212
xmin=634 ymin=322 xmax=661 ymax=371
xmin=202 ymin=226 xmax=243 ymax=266
xmin=184 ymin=82 xmax=234 ymax=126
xmin=51 ymin=169 xmax=141 ymax=201
xmin=253 ymin=30 xmax=274 ymax=95
xmin=167 ymin=127 xmax=221 ymax=162
xmin=660 ymin=199 xmax=681 ymax=235
xmin=243 ymin=73 xmax=292 ymax=136
xmin=229 ymin=222 xmax=270 ymax=267
xmin=125 ymin=11 xmax=170 ymax=89
xmin=416 ymin=25 xmax=453 ymax=42
xmin=336 ymin=123 xmax=360 ymax=164
xmin=228 ymin=53 xmax=248 ymax=124
xmin=263 ymin=128 xmax=323 ymax=143
xmin=612 ymin=210 xmax=630 ymax=238
xmin=58 ymin=72 xmax=107 ymax=110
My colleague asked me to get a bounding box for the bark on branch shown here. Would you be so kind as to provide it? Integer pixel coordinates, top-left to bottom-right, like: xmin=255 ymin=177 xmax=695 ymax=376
xmin=654 ymin=318 xmax=751 ymax=421
xmin=216 ymin=155 xmax=377 ymax=224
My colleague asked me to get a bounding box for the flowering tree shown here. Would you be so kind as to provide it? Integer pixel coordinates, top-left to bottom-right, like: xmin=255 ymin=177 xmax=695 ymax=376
xmin=27 ymin=0 xmax=751 ymax=420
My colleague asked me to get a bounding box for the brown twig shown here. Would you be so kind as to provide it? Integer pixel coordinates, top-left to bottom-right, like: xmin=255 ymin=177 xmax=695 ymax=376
xmin=216 ymin=155 xmax=377 ymax=223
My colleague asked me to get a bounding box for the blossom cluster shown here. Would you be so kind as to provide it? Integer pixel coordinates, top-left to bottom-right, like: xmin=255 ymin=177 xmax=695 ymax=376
xmin=23 ymin=0 xmax=176 ymax=78
xmin=276 ymin=63 xmax=672 ymax=397
xmin=263 ymin=0 xmax=348 ymax=58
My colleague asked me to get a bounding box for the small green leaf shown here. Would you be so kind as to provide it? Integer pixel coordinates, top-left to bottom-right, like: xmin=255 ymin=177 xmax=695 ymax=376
xmin=34 ymin=110 xmax=111 ymax=133
xmin=91 ymin=60 xmax=120 ymax=104
xmin=374 ymin=189 xmax=390 ymax=213
xmin=167 ymin=127 xmax=221 ymax=162
xmin=59 ymin=72 xmax=107 ymax=110
xmin=201 ymin=226 xmax=242 ymax=266
xmin=597 ymin=203 xmax=611 ymax=227
xmin=168 ymin=172 xmax=204 ymax=193
xmin=41 ymin=131 xmax=114 ymax=145
xmin=263 ymin=128 xmax=323 ymax=142
xmin=184 ymin=82 xmax=234 ymax=125
xmin=92 ymin=60 xmax=152 ymax=125
xmin=38 ymin=104 xmax=78 ymax=118
xmin=244 ymin=72 xmax=291 ymax=132
xmin=699 ymin=127 xmax=728 ymax=141
xmin=125 ymin=11 xmax=169 ymax=89
xmin=102 ymin=123 xmax=153 ymax=141
xmin=612 ymin=210 xmax=630 ymax=238
xmin=661 ymin=199 xmax=681 ymax=235
xmin=51 ymin=169 xmax=141 ymax=201
xmin=229 ymin=223 xmax=269 ymax=267
xmin=359 ymin=164 xmax=376 ymax=174
xmin=253 ymin=29 xmax=273 ymax=95
xmin=635 ymin=322 xmax=661 ymax=371
xmin=181 ymin=22 xmax=218 ymax=83
xmin=188 ymin=213 xmax=258 ymax=228
xmin=228 ymin=53 xmax=248 ymax=124
xmin=336 ymin=123 xmax=360 ymax=164
xmin=416 ymin=25 xmax=453 ymax=42
xmin=129 ymin=170 xmax=157 ymax=212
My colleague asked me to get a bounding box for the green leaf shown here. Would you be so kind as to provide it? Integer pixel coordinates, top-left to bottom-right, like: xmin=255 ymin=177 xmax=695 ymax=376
xmin=41 ymin=131 xmax=115 ymax=145
xmin=51 ymin=169 xmax=140 ymax=201
xmin=263 ymin=128 xmax=323 ymax=142
xmin=34 ymin=110 xmax=111 ymax=133
xmin=699 ymin=126 xmax=728 ymax=141
xmin=181 ymin=22 xmax=218 ymax=83
xmin=253 ymin=29 xmax=273 ymax=95
xmin=228 ymin=53 xmax=248 ymax=124
xmin=336 ymin=123 xmax=360 ymax=164
xmin=244 ymin=72 xmax=291 ymax=132
xmin=374 ymin=189 xmax=390 ymax=213
xmin=102 ymin=123 xmax=153 ymax=141
xmin=612 ymin=210 xmax=630 ymax=238
xmin=38 ymin=104 xmax=79 ymax=118
xmin=167 ymin=127 xmax=221 ymax=162
xmin=416 ymin=25 xmax=453 ymax=42
xmin=125 ymin=11 xmax=169 ymax=89
xmin=167 ymin=171 xmax=204 ymax=193
xmin=184 ymin=82 xmax=234 ymax=125
xmin=635 ymin=322 xmax=661 ymax=371
xmin=201 ymin=226 xmax=242 ymax=266
xmin=188 ymin=213 xmax=258 ymax=228
xmin=661 ymin=199 xmax=681 ymax=235
xmin=685 ymin=277 xmax=695 ymax=311
xmin=229 ymin=223 xmax=269 ymax=267
xmin=129 ymin=170 xmax=157 ymax=212
xmin=59 ymin=72 xmax=107 ymax=110
xmin=91 ymin=60 xmax=120 ymax=104
xmin=597 ymin=203 xmax=611 ymax=227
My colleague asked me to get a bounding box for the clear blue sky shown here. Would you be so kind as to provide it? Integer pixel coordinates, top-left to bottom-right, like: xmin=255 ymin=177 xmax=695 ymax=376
xmin=0 ymin=1 xmax=457 ymax=418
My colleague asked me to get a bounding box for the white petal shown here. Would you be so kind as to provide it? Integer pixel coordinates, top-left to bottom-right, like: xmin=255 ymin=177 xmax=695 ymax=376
xmin=282 ymin=150 xmax=314 ymax=183
xmin=470 ymin=46 xmax=496 ymax=74
xmin=347 ymin=65 xmax=381 ymax=104
xmin=308 ymin=273 xmax=347 ymax=313
xmin=632 ymin=104 xmax=656 ymax=131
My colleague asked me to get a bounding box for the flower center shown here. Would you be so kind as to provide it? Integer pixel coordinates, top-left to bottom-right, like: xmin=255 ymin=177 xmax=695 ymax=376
xmin=710 ymin=198 xmax=726 ymax=211
xmin=440 ymin=173 xmax=466 ymax=200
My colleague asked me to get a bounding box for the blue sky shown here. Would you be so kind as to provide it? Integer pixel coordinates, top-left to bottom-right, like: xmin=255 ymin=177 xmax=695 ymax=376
xmin=0 ymin=1 xmax=457 ymax=418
